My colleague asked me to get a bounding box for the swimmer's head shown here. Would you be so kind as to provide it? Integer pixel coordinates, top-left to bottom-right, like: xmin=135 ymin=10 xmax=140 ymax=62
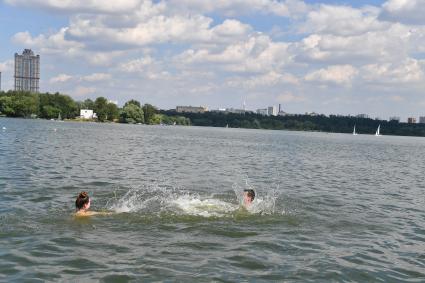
xmin=75 ymin=191 xmax=90 ymax=211
xmin=243 ymin=189 xmax=255 ymax=206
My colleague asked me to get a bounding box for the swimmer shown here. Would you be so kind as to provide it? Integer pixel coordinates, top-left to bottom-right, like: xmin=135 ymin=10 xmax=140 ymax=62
xmin=243 ymin=189 xmax=255 ymax=208
xmin=74 ymin=191 xmax=111 ymax=217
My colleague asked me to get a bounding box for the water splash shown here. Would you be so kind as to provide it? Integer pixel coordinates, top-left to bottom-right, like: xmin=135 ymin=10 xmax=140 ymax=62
xmin=107 ymin=182 xmax=282 ymax=218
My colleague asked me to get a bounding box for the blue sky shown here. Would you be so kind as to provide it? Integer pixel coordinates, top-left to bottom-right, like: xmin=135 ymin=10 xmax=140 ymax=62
xmin=1 ymin=0 xmax=424 ymax=121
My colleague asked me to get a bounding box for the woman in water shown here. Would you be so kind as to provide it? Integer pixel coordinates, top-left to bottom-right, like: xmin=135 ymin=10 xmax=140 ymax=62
xmin=75 ymin=191 xmax=111 ymax=217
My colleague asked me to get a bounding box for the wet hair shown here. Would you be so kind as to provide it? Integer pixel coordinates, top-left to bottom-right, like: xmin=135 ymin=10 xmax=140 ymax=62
xmin=244 ymin=189 xmax=255 ymax=201
xmin=75 ymin=191 xmax=90 ymax=210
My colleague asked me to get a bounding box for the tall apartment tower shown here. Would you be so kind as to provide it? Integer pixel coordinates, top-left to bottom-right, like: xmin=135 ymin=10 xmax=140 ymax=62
xmin=14 ymin=49 xmax=40 ymax=92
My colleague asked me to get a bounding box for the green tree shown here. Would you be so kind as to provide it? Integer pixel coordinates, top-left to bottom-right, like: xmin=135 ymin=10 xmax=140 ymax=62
xmin=106 ymin=103 xmax=119 ymax=121
xmin=143 ymin=103 xmax=157 ymax=124
xmin=94 ymin=97 xmax=109 ymax=122
xmin=120 ymin=104 xmax=144 ymax=124
xmin=124 ymin=99 xmax=141 ymax=108
xmin=0 ymin=96 xmax=15 ymax=116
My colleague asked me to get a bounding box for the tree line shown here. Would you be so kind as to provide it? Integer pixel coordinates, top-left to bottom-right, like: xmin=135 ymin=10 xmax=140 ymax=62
xmin=0 ymin=90 xmax=190 ymax=125
xmin=2 ymin=90 xmax=425 ymax=136
xmin=161 ymin=110 xmax=425 ymax=137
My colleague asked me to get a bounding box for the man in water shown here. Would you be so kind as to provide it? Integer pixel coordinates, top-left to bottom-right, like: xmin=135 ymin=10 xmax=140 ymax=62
xmin=243 ymin=189 xmax=255 ymax=207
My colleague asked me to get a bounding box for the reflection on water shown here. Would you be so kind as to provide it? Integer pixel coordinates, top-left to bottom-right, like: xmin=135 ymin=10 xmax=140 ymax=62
xmin=0 ymin=117 xmax=425 ymax=282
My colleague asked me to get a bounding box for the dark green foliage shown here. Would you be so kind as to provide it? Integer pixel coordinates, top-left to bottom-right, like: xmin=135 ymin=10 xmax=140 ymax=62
xmin=120 ymin=103 xmax=144 ymax=124
xmin=160 ymin=110 xmax=425 ymax=137
xmin=142 ymin=103 xmax=157 ymax=124
xmin=94 ymin=97 xmax=109 ymax=122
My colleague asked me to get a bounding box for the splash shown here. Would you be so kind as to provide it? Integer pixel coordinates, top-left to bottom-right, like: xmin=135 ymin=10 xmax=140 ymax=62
xmin=107 ymin=182 xmax=281 ymax=218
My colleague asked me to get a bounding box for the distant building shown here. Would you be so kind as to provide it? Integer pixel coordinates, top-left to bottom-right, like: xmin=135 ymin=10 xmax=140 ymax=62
xmin=419 ymin=116 xmax=425 ymax=124
xmin=256 ymin=108 xmax=268 ymax=116
xmin=389 ymin=116 xmax=400 ymax=122
xmin=176 ymin=106 xmax=208 ymax=113
xmin=356 ymin=114 xmax=369 ymax=119
xmin=0 ymin=72 xmax=2 ymax=91
xmin=80 ymin=109 xmax=96 ymax=119
xmin=407 ymin=117 xmax=417 ymax=124
xmin=268 ymin=106 xmax=277 ymax=116
xmin=278 ymin=104 xmax=285 ymax=116
xmin=14 ymin=49 xmax=40 ymax=92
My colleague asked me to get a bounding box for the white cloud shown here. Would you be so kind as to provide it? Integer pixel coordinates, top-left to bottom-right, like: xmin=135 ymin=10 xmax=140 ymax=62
xmin=361 ymin=59 xmax=424 ymax=84
xmin=228 ymin=71 xmax=299 ymax=89
xmin=294 ymin=23 xmax=412 ymax=64
xmin=305 ymin=65 xmax=358 ymax=85
xmin=176 ymin=34 xmax=290 ymax=73
xmin=82 ymin=73 xmax=111 ymax=82
xmin=12 ymin=28 xmax=84 ymax=55
xmin=380 ymin=0 xmax=425 ymax=25
xmin=276 ymin=92 xmax=306 ymax=103
xmin=50 ymin=74 xmax=73 ymax=83
xmin=301 ymin=4 xmax=387 ymax=36
xmin=5 ymin=0 xmax=140 ymax=13
xmin=0 ymin=60 xmax=14 ymax=72
xmin=72 ymin=86 xmax=96 ymax=97
xmin=167 ymin=0 xmax=308 ymax=17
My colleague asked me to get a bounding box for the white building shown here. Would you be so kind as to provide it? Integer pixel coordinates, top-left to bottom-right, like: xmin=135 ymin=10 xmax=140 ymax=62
xmin=80 ymin=109 xmax=96 ymax=119
xmin=268 ymin=106 xmax=277 ymax=116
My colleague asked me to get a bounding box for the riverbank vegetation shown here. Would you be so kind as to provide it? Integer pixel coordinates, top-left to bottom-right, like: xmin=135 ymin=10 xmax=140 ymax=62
xmin=1 ymin=90 xmax=424 ymax=136
xmin=0 ymin=90 xmax=190 ymax=125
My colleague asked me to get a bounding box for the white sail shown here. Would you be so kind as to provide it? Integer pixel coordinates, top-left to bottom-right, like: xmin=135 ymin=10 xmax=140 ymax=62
xmin=375 ymin=124 xmax=381 ymax=136
xmin=353 ymin=125 xmax=357 ymax=135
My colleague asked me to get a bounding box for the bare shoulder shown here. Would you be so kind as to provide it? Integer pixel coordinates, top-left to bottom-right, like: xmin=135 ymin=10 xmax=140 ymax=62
xmin=74 ymin=211 xmax=113 ymax=217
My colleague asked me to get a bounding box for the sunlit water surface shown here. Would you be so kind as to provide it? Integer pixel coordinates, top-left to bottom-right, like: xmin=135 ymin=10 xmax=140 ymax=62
xmin=0 ymin=118 xmax=424 ymax=282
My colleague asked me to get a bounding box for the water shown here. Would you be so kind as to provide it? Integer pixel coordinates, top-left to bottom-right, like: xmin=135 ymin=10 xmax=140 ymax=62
xmin=0 ymin=118 xmax=424 ymax=282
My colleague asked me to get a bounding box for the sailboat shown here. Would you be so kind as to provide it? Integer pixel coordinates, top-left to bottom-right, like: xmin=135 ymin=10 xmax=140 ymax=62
xmin=375 ymin=124 xmax=381 ymax=136
xmin=353 ymin=125 xmax=358 ymax=135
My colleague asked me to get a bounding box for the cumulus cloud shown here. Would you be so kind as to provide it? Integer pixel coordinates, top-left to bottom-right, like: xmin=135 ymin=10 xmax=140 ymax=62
xmin=12 ymin=28 xmax=84 ymax=55
xmin=167 ymin=0 xmax=308 ymax=17
xmin=0 ymin=60 xmax=14 ymax=72
xmin=301 ymin=4 xmax=387 ymax=36
xmin=82 ymin=73 xmax=111 ymax=82
xmin=380 ymin=0 xmax=425 ymax=25
xmin=305 ymin=65 xmax=358 ymax=85
xmin=72 ymin=86 xmax=97 ymax=97
xmin=176 ymin=34 xmax=290 ymax=73
xmin=276 ymin=92 xmax=306 ymax=103
xmin=50 ymin=74 xmax=73 ymax=83
xmin=361 ymin=59 xmax=424 ymax=84
xmin=5 ymin=0 xmax=140 ymax=14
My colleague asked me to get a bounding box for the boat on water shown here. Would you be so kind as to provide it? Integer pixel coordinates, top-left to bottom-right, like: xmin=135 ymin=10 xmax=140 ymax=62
xmin=375 ymin=124 xmax=381 ymax=136
xmin=353 ymin=125 xmax=358 ymax=135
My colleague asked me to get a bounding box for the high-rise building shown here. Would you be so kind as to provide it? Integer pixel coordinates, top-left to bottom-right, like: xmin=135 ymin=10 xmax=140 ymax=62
xmin=14 ymin=49 xmax=40 ymax=92
xmin=407 ymin=117 xmax=416 ymax=124
xmin=419 ymin=116 xmax=425 ymax=124
xmin=0 ymin=72 xmax=2 ymax=91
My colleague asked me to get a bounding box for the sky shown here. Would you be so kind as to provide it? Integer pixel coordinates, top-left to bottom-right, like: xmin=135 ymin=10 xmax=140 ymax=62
xmin=0 ymin=0 xmax=424 ymax=120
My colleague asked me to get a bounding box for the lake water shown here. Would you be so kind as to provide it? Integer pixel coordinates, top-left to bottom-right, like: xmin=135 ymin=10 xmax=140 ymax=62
xmin=0 ymin=117 xmax=424 ymax=282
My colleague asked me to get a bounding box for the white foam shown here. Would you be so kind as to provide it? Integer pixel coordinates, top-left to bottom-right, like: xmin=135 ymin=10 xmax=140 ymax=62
xmin=169 ymin=196 xmax=238 ymax=217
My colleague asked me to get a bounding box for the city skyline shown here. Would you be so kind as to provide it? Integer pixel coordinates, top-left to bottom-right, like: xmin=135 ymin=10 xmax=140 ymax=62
xmin=0 ymin=0 xmax=424 ymax=120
